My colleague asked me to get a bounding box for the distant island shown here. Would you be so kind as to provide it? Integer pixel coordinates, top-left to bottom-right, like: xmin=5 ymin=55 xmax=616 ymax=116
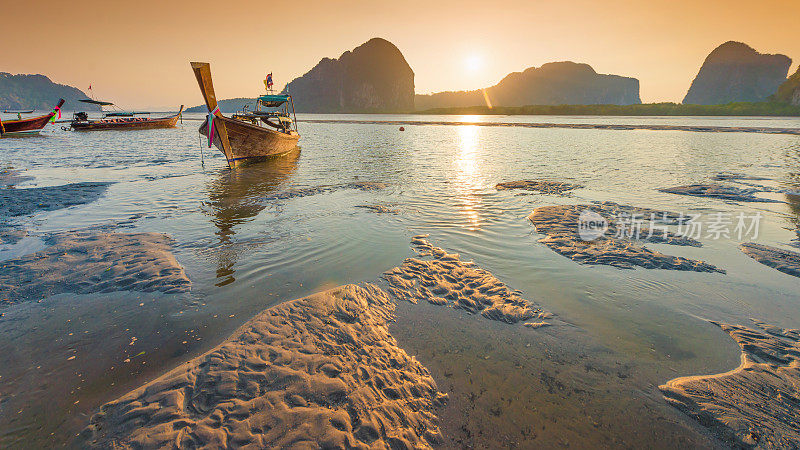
xmin=416 ymin=62 xmax=641 ymax=110
xmin=181 ymin=38 xmax=800 ymax=116
xmin=0 ymin=73 xmax=98 ymax=111
xmin=683 ymin=41 xmax=792 ymax=105
xmin=416 ymin=102 xmax=800 ymax=116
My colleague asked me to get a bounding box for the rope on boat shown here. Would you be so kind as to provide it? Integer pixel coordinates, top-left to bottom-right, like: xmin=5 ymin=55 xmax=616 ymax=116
xmin=198 ymin=135 xmax=205 ymax=168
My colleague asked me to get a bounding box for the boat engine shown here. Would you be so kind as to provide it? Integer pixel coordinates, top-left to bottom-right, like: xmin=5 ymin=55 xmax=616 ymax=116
xmin=73 ymin=112 xmax=89 ymax=122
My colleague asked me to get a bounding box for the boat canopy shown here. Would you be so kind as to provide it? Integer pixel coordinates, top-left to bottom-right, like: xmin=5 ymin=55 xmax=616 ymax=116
xmin=105 ymin=112 xmax=149 ymax=117
xmin=257 ymin=94 xmax=290 ymax=107
xmin=79 ymin=99 xmax=115 ymax=106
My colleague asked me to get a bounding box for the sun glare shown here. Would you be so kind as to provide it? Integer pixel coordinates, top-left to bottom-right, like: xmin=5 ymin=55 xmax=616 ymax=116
xmin=464 ymin=54 xmax=484 ymax=73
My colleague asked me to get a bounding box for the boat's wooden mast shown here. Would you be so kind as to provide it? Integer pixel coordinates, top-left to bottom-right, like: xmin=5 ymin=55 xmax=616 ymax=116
xmin=190 ymin=62 xmax=235 ymax=168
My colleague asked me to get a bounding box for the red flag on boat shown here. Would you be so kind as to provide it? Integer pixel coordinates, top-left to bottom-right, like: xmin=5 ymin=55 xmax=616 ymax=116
xmin=266 ymin=73 xmax=273 ymax=90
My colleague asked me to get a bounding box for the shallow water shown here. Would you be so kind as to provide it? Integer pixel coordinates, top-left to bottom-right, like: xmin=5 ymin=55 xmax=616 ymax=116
xmin=1 ymin=113 xmax=799 ymax=447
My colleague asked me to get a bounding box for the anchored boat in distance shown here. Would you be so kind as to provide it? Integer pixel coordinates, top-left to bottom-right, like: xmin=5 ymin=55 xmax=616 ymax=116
xmin=0 ymin=99 xmax=64 ymax=137
xmin=190 ymin=62 xmax=300 ymax=169
xmin=66 ymin=99 xmax=183 ymax=131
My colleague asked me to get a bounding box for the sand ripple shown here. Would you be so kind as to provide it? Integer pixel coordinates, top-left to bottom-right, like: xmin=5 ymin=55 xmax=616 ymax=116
xmin=82 ymin=283 xmax=446 ymax=449
xmin=495 ymin=180 xmax=582 ymax=195
xmin=382 ymin=236 xmax=551 ymax=325
xmin=0 ymin=231 xmax=190 ymax=303
xmin=0 ymin=182 xmax=113 ymax=217
xmin=740 ymin=243 xmax=800 ymax=278
xmin=660 ymin=320 xmax=800 ymax=449
xmin=528 ymin=202 xmax=722 ymax=272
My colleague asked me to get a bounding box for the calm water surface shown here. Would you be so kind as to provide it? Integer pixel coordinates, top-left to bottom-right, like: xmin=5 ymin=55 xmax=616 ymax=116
xmin=1 ymin=113 xmax=799 ymax=447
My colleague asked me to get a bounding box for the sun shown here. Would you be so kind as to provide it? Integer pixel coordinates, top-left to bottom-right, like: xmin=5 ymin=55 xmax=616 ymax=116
xmin=464 ymin=54 xmax=484 ymax=73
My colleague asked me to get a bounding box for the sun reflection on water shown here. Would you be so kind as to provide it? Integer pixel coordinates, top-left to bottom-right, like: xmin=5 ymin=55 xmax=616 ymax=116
xmin=454 ymin=125 xmax=484 ymax=231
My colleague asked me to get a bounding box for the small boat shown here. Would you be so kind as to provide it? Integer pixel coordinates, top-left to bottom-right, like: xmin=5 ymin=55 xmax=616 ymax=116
xmin=190 ymin=62 xmax=300 ymax=169
xmin=67 ymin=99 xmax=183 ymax=131
xmin=0 ymin=99 xmax=64 ymax=137
xmin=3 ymin=109 xmax=35 ymax=114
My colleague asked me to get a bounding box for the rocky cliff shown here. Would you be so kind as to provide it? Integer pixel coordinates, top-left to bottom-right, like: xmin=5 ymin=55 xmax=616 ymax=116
xmin=282 ymin=38 xmax=414 ymax=113
xmin=774 ymin=66 xmax=800 ymax=106
xmin=683 ymin=41 xmax=791 ymax=105
xmin=415 ymin=62 xmax=641 ymax=110
xmin=0 ymin=73 xmax=98 ymax=111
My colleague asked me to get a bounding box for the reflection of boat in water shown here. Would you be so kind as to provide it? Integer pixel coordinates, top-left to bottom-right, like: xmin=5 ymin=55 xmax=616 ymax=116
xmin=68 ymin=99 xmax=183 ymax=131
xmin=0 ymin=99 xmax=64 ymax=137
xmin=206 ymin=149 xmax=300 ymax=286
xmin=191 ymin=62 xmax=300 ymax=169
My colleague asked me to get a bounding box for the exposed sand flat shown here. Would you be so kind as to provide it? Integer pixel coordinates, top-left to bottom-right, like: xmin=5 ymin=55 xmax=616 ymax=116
xmin=82 ymin=283 xmax=446 ymax=449
xmin=528 ymin=203 xmax=723 ymax=272
xmin=298 ymin=118 xmax=800 ymax=136
xmin=495 ymin=180 xmax=582 ymax=194
xmin=0 ymin=181 xmax=113 ymax=217
xmin=0 ymin=231 xmax=190 ymax=303
xmin=382 ymin=236 xmax=551 ymax=324
xmin=659 ymin=183 xmax=780 ymax=203
xmin=660 ymin=320 xmax=800 ymax=449
xmin=740 ymin=243 xmax=800 ymax=277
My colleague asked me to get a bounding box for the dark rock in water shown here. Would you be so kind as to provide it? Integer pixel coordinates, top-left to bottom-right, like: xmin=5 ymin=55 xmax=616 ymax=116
xmin=683 ymin=41 xmax=791 ymax=105
xmin=495 ymin=180 xmax=582 ymax=195
xmin=283 ymin=38 xmax=414 ymax=113
xmin=527 ymin=202 xmax=722 ymax=272
xmin=658 ymin=183 xmax=780 ymax=203
xmin=0 ymin=72 xmax=100 ymax=111
xmin=740 ymin=243 xmax=800 ymax=278
xmin=774 ymin=66 xmax=800 ymax=106
xmin=416 ymin=62 xmax=641 ymax=110
xmin=660 ymin=320 xmax=800 ymax=448
xmin=0 ymin=182 xmax=113 ymax=217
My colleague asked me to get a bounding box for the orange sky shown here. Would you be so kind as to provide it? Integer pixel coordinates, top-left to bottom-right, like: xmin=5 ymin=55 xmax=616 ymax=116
xmin=3 ymin=0 xmax=799 ymax=109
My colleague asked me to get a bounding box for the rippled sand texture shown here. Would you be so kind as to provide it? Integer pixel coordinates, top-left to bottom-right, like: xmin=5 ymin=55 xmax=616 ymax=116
xmin=528 ymin=202 xmax=723 ymax=272
xmin=740 ymin=243 xmax=800 ymax=278
xmin=659 ymin=184 xmax=780 ymax=203
xmin=83 ymin=283 xmax=446 ymax=449
xmin=495 ymin=180 xmax=582 ymax=195
xmin=0 ymin=231 xmax=190 ymax=303
xmin=660 ymin=320 xmax=800 ymax=449
xmin=0 ymin=182 xmax=113 ymax=217
xmin=382 ymin=236 xmax=552 ymax=325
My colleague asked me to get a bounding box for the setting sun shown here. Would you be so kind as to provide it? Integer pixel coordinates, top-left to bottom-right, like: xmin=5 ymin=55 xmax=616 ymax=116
xmin=464 ymin=54 xmax=484 ymax=73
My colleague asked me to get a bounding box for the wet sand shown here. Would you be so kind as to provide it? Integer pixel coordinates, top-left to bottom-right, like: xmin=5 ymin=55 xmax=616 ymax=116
xmin=528 ymin=202 xmax=722 ymax=272
xmin=383 ymin=236 xmax=551 ymax=325
xmin=0 ymin=231 xmax=190 ymax=304
xmin=740 ymin=243 xmax=800 ymax=278
xmin=661 ymin=320 xmax=800 ymax=448
xmin=495 ymin=180 xmax=582 ymax=195
xmin=82 ymin=284 xmax=446 ymax=448
xmin=659 ymin=184 xmax=781 ymax=203
xmin=0 ymin=182 xmax=113 ymax=217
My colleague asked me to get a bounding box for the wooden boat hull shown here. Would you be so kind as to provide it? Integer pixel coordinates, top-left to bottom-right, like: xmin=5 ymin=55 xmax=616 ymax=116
xmin=0 ymin=99 xmax=63 ymax=137
xmin=71 ymin=110 xmax=182 ymax=131
xmin=199 ymin=116 xmax=300 ymax=167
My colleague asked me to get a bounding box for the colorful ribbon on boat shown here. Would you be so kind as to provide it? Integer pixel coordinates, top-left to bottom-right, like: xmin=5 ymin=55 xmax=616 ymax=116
xmin=0 ymin=116 xmax=4 ymax=134
xmin=206 ymin=106 xmax=220 ymax=148
xmin=50 ymin=105 xmax=61 ymax=123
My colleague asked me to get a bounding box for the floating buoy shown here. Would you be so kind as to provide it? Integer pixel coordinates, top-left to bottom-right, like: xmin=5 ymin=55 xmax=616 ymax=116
xmin=399 ymin=126 xmax=405 ymax=131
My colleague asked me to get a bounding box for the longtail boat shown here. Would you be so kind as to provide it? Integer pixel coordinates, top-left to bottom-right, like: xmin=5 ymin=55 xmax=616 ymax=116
xmin=190 ymin=62 xmax=300 ymax=169
xmin=0 ymin=99 xmax=64 ymax=137
xmin=67 ymin=100 xmax=183 ymax=131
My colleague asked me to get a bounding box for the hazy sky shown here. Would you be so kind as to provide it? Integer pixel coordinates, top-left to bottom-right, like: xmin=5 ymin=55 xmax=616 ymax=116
xmin=4 ymin=0 xmax=799 ymax=109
